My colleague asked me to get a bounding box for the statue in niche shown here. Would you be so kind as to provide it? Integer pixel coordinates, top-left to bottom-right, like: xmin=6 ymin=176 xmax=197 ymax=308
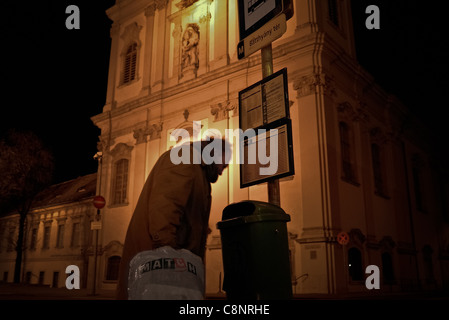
xmin=181 ymin=23 xmax=199 ymax=76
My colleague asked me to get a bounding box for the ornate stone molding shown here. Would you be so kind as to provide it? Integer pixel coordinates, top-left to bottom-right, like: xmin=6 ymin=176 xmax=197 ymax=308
xmin=199 ymin=12 xmax=212 ymax=24
xmin=103 ymin=240 xmax=123 ymax=255
xmin=109 ymin=142 xmax=133 ymax=158
xmin=120 ymin=22 xmax=142 ymax=49
xmin=86 ymin=245 xmax=104 ymax=256
xmin=145 ymin=4 xmax=157 ymax=17
xmin=293 ymin=73 xmax=335 ymax=98
xmin=97 ymin=136 xmax=114 ymax=153
xmin=110 ymin=22 xmax=120 ymax=37
xmin=354 ymin=108 xmax=369 ymax=123
xmin=348 ymin=228 xmax=366 ymax=247
xmin=148 ymin=122 xmax=163 ymax=140
xmin=155 ymin=0 xmax=169 ymax=10
xmin=337 ymin=102 xmax=370 ymax=123
xmin=133 ymin=127 xmax=150 ymax=145
xmin=337 ymin=102 xmax=356 ymax=122
xmin=210 ymin=100 xmax=236 ymax=122
xmin=172 ymin=23 xmax=182 ymax=38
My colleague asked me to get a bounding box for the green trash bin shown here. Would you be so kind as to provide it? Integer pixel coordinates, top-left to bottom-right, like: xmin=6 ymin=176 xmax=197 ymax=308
xmin=216 ymin=200 xmax=292 ymax=300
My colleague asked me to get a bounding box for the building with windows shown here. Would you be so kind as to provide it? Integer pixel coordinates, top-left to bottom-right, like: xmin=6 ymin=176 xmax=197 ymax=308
xmin=88 ymin=0 xmax=449 ymax=295
xmin=1 ymin=0 xmax=449 ymax=296
xmin=0 ymin=174 xmax=102 ymax=287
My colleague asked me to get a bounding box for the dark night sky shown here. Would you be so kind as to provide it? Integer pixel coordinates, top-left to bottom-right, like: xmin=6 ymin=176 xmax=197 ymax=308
xmin=0 ymin=0 xmax=447 ymax=184
xmin=0 ymin=0 xmax=115 ymax=183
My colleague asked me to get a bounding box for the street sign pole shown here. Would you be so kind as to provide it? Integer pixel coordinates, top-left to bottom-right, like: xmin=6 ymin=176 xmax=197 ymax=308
xmin=261 ymin=43 xmax=280 ymax=207
xmin=91 ymin=154 xmax=104 ymax=296
xmin=92 ymin=210 xmax=100 ymax=296
xmin=238 ymin=0 xmax=294 ymax=206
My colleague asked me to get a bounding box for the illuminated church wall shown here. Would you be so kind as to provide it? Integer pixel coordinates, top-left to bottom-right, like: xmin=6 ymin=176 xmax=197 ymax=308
xmin=89 ymin=0 xmax=449 ymax=295
xmin=1 ymin=0 xmax=447 ymax=295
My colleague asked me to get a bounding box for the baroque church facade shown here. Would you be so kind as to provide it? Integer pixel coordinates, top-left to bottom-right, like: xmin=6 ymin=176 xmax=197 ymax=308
xmin=2 ymin=0 xmax=449 ymax=297
xmin=89 ymin=0 xmax=449 ymax=295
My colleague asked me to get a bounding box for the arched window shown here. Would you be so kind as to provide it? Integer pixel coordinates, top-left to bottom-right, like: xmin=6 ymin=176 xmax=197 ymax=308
xmin=106 ymin=256 xmax=121 ymax=281
xmin=348 ymin=247 xmax=364 ymax=281
xmin=122 ymin=42 xmax=138 ymax=84
xmin=339 ymin=121 xmax=357 ymax=183
xmin=113 ymin=159 xmax=129 ymax=205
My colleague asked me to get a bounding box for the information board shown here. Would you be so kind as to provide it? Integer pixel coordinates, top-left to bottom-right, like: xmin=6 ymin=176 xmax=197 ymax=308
xmin=238 ymin=68 xmax=294 ymax=188
xmin=238 ymin=0 xmax=283 ymax=41
xmin=240 ymin=120 xmax=294 ymax=188
xmin=239 ymin=68 xmax=289 ymax=132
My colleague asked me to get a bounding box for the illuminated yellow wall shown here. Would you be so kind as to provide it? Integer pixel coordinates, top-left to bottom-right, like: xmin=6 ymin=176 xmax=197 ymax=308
xmin=90 ymin=0 xmax=449 ymax=295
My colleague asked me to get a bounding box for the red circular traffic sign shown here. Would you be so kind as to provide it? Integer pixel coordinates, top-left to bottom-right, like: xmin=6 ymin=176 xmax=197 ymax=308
xmin=93 ymin=195 xmax=106 ymax=209
xmin=337 ymin=231 xmax=350 ymax=245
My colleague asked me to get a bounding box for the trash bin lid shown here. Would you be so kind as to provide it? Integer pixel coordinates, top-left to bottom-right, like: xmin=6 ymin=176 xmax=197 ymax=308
xmin=222 ymin=200 xmax=286 ymax=220
xmin=217 ymin=200 xmax=290 ymax=229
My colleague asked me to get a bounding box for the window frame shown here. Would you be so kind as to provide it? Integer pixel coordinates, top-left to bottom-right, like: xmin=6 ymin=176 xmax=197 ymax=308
xmin=112 ymin=158 xmax=129 ymax=206
xmin=105 ymin=255 xmax=121 ymax=281
xmin=121 ymin=42 xmax=139 ymax=85
xmin=42 ymin=225 xmax=51 ymax=250
xmin=56 ymin=224 xmax=65 ymax=249
xmin=348 ymin=247 xmax=364 ymax=282
xmin=71 ymin=222 xmax=81 ymax=248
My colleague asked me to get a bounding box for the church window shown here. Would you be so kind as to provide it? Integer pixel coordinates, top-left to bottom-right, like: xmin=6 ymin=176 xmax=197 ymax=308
xmin=381 ymin=252 xmax=395 ymax=284
xmin=106 ymin=256 xmax=121 ymax=281
xmin=113 ymin=159 xmax=129 ymax=205
xmin=56 ymin=224 xmax=65 ymax=248
xmin=348 ymin=247 xmax=363 ymax=281
xmin=42 ymin=225 xmax=51 ymax=249
xmin=30 ymin=227 xmax=38 ymax=250
xmin=122 ymin=42 xmax=138 ymax=84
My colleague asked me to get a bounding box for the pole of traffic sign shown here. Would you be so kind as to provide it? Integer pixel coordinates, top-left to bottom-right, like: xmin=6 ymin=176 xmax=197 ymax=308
xmin=261 ymin=43 xmax=281 ymax=207
xmin=91 ymin=153 xmax=104 ymax=296
xmin=92 ymin=209 xmax=100 ymax=295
